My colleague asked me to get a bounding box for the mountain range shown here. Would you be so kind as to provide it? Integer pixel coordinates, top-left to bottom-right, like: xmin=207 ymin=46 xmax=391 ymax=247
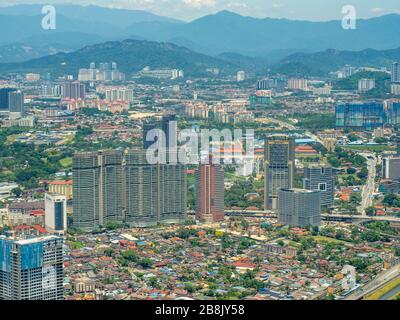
xmin=272 ymin=47 xmax=400 ymax=76
xmin=0 ymin=39 xmax=236 ymax=77
xmin=1 ymin=38 xmax=400 ymax=78
xmin=0 ymin=4 xmax=400 ymax=63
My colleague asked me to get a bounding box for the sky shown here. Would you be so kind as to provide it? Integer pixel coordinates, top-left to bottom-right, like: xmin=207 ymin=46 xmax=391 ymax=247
xmin=1 ymin=0 xmax=400 ymax=21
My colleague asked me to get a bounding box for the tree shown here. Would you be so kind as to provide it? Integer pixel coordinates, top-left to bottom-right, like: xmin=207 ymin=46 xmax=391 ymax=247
xmin=139 ymin=258 xmax=153 ymax=268
xmin=327 ymin=156 xmax=341 ymax=168
xmin=346 ymin=167 xmax=356 ymax=174
xmin=148 ymin=277 xmax=158 ymax=288
xmin=240 ymin=219 xmax=249 ymax=230
xmin=104 ymin=248 xmax=114 ymax=257
xmin=320 ymin=226 xmax=335 ymax=237
xmin=311 ymin=226 xmax=319 ymax=236
xmin=374 ymin=137 xmax=388 ymax=144
xmin=184 ymin=282 xmax=196 ymax=294
xmin=11 ymin=187 xmax=23 ymax=198
xmin=300 ymin=237 xmax=317 ymax=250
xmin=349 ymin=258 xmax=369 ymax=272
xmin=366 ymin=207 xmax=376 ymax=216
xmin=383 ymin=194 xmax=400 ymax=207
xmin=348 ymin=134 xmax=358 ymax=142
xmin=121 ymin=250 xmax=138 ymax=262
xmin=350 ymin=193 xmax=362 ymax=205
xmin=326 ymin=293 xmax=335 ymax=300
xmin=360 ymin=230 xmax=380 ymax=242
xmin=335 ymin=229 xmax=346 ymax=240
xmin=277 ymin=240 xmax=285 ymax=247
xmin=105 ymin=221 xmax=123 ymax=230
xmin=357 ymin=167 xmax=369 ymax=180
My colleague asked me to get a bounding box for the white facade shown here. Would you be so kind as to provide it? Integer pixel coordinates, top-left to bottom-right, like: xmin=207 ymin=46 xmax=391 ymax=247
xmin=341 ymin=265 xmax=357 ymax=291
xmin=237 ymin=71 xmax=245 ymax=82
xmin=288 ymin=78 xmax=308 ymax=91
xmin=235 ymin=156 xmax=254 ymax=177
xmin=312 ymin=85 xmax=332 ymax=96
xmin=45 ymin=193 xmax=67 ymax=234
xmin=0 ymin=182 xmax=19 ymax=199
xmin=105 ymin=87 xmax=134 ymax=102
xmin=25 ymin=73 xmax=40 ymax=82
xmin=358 ymin=78 xmax=375 ymax=93
xmin=391 ymin=83 xmax=400 ymax=96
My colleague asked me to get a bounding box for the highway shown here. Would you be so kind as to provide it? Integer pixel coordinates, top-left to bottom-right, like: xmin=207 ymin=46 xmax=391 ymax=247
xmin=258 ymin=117 xmax=297 ymax=131
xmin=357 ymin=153 xmax=378 ymax=216
xmin=305 ymin=130 xmax=325 ymax=146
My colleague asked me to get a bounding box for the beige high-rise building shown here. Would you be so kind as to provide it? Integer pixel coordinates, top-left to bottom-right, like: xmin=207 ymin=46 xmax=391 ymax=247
xmin=72 ymin=149 xmax=187 ymax=231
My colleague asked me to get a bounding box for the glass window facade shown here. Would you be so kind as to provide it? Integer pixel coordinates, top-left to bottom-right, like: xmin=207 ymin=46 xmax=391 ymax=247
xmin=54 ymin=202 xmax=64 ymax=231
xmin=335 ymin=102 xmax=386 ymax=130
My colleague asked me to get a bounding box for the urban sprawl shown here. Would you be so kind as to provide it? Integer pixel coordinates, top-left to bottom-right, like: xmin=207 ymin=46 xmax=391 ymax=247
xmin=1 ymin=60 xmax=400 ymax=302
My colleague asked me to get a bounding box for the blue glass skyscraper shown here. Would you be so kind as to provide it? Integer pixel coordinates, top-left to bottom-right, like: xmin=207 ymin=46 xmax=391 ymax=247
xmin=335 ymin=102 xmax=386 ymax=130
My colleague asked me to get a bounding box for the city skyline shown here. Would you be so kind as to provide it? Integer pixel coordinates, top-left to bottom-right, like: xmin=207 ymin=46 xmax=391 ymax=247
xmin=1 ymin=0 xmax=400 ymax=303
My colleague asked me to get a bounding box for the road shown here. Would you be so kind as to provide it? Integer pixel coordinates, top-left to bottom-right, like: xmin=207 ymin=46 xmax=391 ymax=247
xmin=305 ymin=130 xmax=325 ymax=146
xmin=258 ymin=118 xmax=297 ymax=131
xmin=321 ymin=213 xmax=400 ymax=223
xmin=303 ymin=131 xmax=379 ymax=217
xmin=344 ymin=263 xmax=400 ymax=300
xmin=224 ymin=210 xmax=400 ymax=223
xmin=357 ymin=153 xmax=378 ymax=216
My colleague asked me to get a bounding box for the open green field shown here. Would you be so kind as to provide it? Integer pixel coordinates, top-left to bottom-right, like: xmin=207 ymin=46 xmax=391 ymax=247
xmin=5 ymin=135 xmax=17 ymax=144
xmin=59 ymin=157 xmax=73 ymax=168
xmin=225 ymin=172 xmax=248 ymax=182
xmin=313 ymin=236 xmax=352 ymax=246
xmin=69 ymin=241 xmax=85 ymax=250
xmin=365 ymin=277 xmax=400 ymax=300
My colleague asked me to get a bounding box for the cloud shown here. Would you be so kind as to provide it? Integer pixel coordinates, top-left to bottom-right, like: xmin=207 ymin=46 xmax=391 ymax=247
xmin=227 ymin=2 xmax=248 ymax=10
xmin=272 ymin=3 xmax=284 ymax=9
xmin=371 ymin=7 xmax=386 ymax=13
xmin=183 ymin=0 xmax=216 ymax=8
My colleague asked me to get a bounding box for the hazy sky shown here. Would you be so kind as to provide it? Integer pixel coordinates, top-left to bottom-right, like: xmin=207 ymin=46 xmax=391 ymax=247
xmin=1 ymin=0 xmax=400 ymax=21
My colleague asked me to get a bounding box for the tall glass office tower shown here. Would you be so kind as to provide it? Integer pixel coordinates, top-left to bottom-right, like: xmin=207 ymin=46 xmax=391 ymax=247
xmin=303 ymin=165 xmax=334 ymax=210
xmin=264 ymin=135 xmax=295 ymax=210
xmin=335 ymin=102 xmax=386 ymax=130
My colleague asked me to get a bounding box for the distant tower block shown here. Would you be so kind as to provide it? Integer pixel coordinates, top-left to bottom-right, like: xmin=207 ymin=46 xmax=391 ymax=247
xmin=196 ymin=162 xmax=224 ymax=223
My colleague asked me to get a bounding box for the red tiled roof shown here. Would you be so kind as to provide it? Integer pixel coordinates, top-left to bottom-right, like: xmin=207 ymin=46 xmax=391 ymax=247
xmin=31 ymin=209 xmax=45 ymax=216
xmin=15 ymin=225 xmax=31 ymax=230
xmin=33 ymin=225 xmax=47 ymax=233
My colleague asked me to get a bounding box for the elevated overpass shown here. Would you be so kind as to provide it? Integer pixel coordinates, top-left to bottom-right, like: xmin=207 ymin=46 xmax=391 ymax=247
xmin=224 ymin=210 xmax=400 ymax=223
